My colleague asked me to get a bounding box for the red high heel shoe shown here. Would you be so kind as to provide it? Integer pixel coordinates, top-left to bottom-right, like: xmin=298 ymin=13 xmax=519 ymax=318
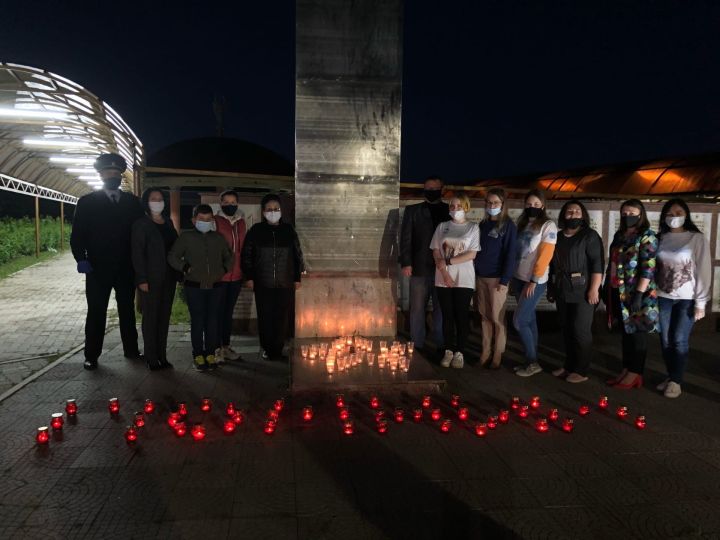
xmin=614 ymin=374 xmax=643 ymax=390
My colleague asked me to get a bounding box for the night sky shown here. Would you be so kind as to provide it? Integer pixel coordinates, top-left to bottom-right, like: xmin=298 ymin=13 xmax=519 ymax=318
xmin=3 ymin=0 xmax=720 ymax=184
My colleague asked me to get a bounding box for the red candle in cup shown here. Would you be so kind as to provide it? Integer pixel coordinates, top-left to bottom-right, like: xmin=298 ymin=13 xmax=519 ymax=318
xmin=634 ymin=415 xmax=646 ymax=430
xmin=223 ymin=420 xmax=236 ymax=434
xmin=36 ymin=426 xmax=49 ymax=444
xmin=413 ymin=408 xmax=423 ymax=422
xmin=177 ymin=402 xmax=188 ymax=417
xmin=457 ymin=407 xmax=469 ymax=421
xmin=124 ymin=426 xmax=138 ymax=443
xmin=475 ymin=423 xmax=487 ymax=437
xmin=440 ymin=419 xmax=452 ymax=433
xmin=498 ymin=410 xmax=510 ymax=424
xmin=518 ymin=405 xmax=529 ymax=418
xmin=268 ymin=409 xmax=280 ymax=422
xmin=431 ymin=408 xmax=442 ymax=421
xmin=394 ymin=407 xmax=405 ymax=423
xmin=370 ymin=396 xmax=380 ymax=409
xmin=232 ymin=411 xmax=244 ymax=425
xmin=579 ymin=405 xmax=590 ymax=416
xmin=374 ymin=410 xmax=386 ymax=422
xmin=133 ymin=412 xmax=145 ymax=428
xmin=530 ymin=396 xmax=541 ymax=409
xmin=510 ymin=396 xmax=520 ymax=410
xmin=562 ymin=418 xmax=574 ymax=433
xmin=226 ymin=402 xmax=236 ymax=417
xmin=191 ymin=424 xmax=206 ymax=441
xmin=143 ymin=399 xmax=155 ymax=414
xmin=336 ymin=394 xmax=345 ymax=408
xmin=264 ymin=419 xmax=276 ymax=435
xmin=167 ymin=412 xmax=181 ymax=428
xmin=422 ymin=395 xmax=431 ymax=409
xmin=65 ymin=399 xmax=78 ymax=416
xmin=450 ymin=395 xmax=460 ymax=408
xmin=174 ymin=421 xmax=187 ymax=437
xmin=377 ymin=419 xmax=389 ymax=434
xmin=50 ymin=413 xmax=64 ymax=430
xmin=343 ymin=419 xmax=354 ymax=435
xmin=598 ymin=396 xmax=609 ymax=409
xmin=535 ymin=417 xmax=549 ymax=433
xmin=274 ymin=398 xmax=285 ymax=412
xmin=302 ymin=406 xmax=314 ymax=421
xmin=339 ymin=407 xmax=350 ymax=421
xmin=108 ymin=398 xmax=120 ymax=415
xmin=548 ymin=408 xmax=559 ymax=422
xmin=487 ymin=416 xmax=498 ymax=429
xmin=200 ymin=398 xmax=212 ymax=412
xmin=616 ymin=406 xmax=628 ymax=419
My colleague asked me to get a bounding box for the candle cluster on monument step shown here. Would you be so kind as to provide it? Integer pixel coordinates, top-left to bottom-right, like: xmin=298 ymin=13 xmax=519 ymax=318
xmin=298 ymin=337 xmax=415 ymax=375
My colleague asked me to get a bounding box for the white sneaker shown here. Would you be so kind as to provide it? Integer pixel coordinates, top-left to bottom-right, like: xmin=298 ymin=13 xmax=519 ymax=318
xmin=440 ymin=350 xmax=454 ymax=368
xmin=552 ymin=367 xmax=567 ymax=377
xmin=516 ymin=362 xmax=542 ymax=377
xmin=223 ymin=346 xmax=242 ymax=361
xmin=214 ymin=347 xmax=225 ymax=364
xmin=451 ymin=352 xmax=464 ymax=369
xmin=656 ymin=378 xmax=670 ymax=392
xmin=664 ymin=381 xmax=682 ymax=398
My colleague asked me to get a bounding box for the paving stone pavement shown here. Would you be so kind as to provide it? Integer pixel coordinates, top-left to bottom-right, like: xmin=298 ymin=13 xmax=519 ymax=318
xmin=0 ymin=252 xmax=117 ymax=394
xmin=0 ymin=316 xmax=719 ymax=540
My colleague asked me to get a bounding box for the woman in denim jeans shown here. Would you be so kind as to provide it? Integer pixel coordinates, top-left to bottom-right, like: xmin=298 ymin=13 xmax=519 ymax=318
xmin=655 ymin=199 xmax=712 ymax=398
xmin=512 ymin=190 xmax=557 ymax=377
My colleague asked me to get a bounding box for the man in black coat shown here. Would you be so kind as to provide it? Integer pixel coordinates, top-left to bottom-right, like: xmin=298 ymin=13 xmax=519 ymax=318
xmin=400 ymin=176 xmax=450 ymax=355
xmin=70 ymin=153 xmax=145 ymax=370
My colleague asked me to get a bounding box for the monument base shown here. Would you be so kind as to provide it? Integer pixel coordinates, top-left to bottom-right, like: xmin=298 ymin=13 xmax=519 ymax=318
xmin=290 ymin=337 xmax=446 ymax=395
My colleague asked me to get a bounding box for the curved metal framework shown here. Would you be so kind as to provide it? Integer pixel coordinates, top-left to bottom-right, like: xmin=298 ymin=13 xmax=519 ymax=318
xmin=0 ymin=62 xmax=143 ymax=199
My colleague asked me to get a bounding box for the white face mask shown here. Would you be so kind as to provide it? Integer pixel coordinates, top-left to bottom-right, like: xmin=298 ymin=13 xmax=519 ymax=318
xmin=264 ymin=210 xmax=281 ymax=224
xmin=195 ymin=220 xmax=213 ymax=233
xmin=665 ymin=216 xmax=685 ymax=229
xmin=148 ymin=201 xmax=164 ymax=214
xmin=450 ymin=209 xmax=466 ymax=222
xmin=486 ymin=207 xmax=501 ymax=217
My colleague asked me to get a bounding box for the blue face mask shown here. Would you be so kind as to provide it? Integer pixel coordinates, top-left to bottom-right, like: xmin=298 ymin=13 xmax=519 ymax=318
xmin=486 ymin=207 xmax=501 ymax=217
xmin=195 ymin=220 xmax=213 ymax=233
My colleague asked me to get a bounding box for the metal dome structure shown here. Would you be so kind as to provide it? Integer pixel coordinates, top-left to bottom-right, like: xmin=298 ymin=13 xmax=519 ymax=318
xmin=0 ymin=62 xmax=143 ymax=203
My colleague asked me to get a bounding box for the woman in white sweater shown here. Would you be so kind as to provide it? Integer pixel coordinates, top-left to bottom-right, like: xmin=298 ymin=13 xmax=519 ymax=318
xmin=655 ymin=198 xmax=712 ymax=398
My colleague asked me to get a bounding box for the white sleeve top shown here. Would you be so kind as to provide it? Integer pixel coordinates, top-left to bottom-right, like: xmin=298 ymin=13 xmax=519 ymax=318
xmin=656 ymin=231 xmax=712 ymax=308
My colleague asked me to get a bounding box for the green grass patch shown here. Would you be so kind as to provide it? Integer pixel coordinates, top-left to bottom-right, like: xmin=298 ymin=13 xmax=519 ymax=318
xmin=0 ymin=250 xmax=61 ymax=280
xmin=0 ymin=217 xmax=70 ymax=266
xmin=136 ymin=285 xmax=191 ymax=325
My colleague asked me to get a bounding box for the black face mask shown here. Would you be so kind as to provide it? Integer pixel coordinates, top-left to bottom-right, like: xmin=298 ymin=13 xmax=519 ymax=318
xmin=525 ymin=207 xmax=542 ymax=218
xmin=221 ymin=205 xmax=238 ymax=216
xmin=424 ymin=189 xmax=442 ymax=203
xmin=103 ymin=176 xmax=122 ymax=190
xmin=565 ymin=218 xmax=584 ymax=229
xmin=622 ymin=215 xmax=640 ymax=228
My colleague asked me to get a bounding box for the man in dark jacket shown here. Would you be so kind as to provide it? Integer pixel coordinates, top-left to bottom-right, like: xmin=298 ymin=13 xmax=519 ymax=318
xmin=241 ymin=194 xmax=304 ymax=362
xmin=400 ymin=176 xmax=450 ymax=354
xmin=70 ymin=153 xmax=145 ymax=370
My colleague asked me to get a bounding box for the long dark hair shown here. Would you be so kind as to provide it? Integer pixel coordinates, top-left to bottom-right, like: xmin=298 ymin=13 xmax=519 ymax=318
xmin=140 ymin=187 xmax=169 ymax=217
xmin=658 ymin=198 xmax=701 ymax=236
xmin=558 ymin=199 xmax=591 ymax=230
xmin=617 ymin=199 xmax=650 ymax=234
xmin=516 ymin=189 xmax=551 ymax=232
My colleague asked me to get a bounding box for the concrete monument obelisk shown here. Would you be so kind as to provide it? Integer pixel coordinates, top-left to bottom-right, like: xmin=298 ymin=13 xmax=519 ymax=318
xmin=295 ymin=0 xmax=403 ymax=338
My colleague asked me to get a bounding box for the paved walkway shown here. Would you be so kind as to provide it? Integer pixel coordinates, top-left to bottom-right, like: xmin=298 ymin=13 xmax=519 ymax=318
xmin=0 ymin=252 xmax=116 ymax=394
xmin=0 ymin=317 xmax=719 ymax=539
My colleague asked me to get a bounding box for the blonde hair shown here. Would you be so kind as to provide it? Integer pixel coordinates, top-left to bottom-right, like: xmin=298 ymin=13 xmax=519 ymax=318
xmin=451 ymin=192 xmax=471 ymax=212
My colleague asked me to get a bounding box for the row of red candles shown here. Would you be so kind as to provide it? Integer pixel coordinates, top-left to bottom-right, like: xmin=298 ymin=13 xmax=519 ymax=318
xmin=35 ymin=392 xmax=646 ymax=445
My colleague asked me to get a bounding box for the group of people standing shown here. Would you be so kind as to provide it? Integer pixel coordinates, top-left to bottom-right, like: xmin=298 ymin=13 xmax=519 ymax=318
xmin=400 ymin=176 xmax=712 ymax=398
xmin=71 ymin=153 xmax=304 ymax=373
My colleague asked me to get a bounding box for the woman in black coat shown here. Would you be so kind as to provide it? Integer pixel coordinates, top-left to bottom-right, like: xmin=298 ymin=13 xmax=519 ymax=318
xmin=241 ymin=194 xmax=305 ymax=362
xmin=131 ymin=188 xmax=179 ymax=370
